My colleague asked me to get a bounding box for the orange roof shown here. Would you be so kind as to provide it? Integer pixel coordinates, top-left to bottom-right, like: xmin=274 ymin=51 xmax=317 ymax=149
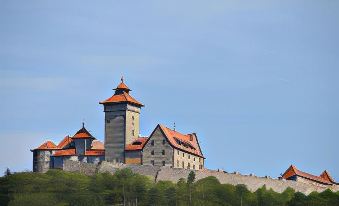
xmin=115 ymin=82 xmax=130 ymax=91
xmin=57 ymin=136 xmax=73 ymax=149
xmin=158 ymin=125 xmax=204 ymax=158
xmin=52 ymin=149 xmax=105 ymax=157
xmin=125 ymin=138 xmax=147 ymax=151
xmin=91 ymin=140 xmax=104 ymax=150
xmin=34 ymin=140 xmax=58 ymax=150
xmin=85 ymin=150 xmax=105 ymax=156
xmin=320 ymin=170 xmax=335 ymax=183
xmin=72 ymin=125 xmax=95 ymax=139
xmin=53 ymin=149 xmax=76 ymax=156
xmin=100 ymin=91 xmax=143 ymax=107
xmin=282 ymin=165 xmax=335 ymax=185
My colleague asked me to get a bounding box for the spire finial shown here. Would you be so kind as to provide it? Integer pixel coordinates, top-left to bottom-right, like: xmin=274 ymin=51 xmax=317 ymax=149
xmin=121 ymin=76 xmax=124 ymax=83
xmin=82 ymin=122 xmax=85 ymax=128
xmin=174 ymin=122 xmax=176 ymax=131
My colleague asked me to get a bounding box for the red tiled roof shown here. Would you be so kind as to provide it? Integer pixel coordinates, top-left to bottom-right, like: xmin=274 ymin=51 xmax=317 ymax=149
xmin=72 ymin=126 xmax=95 ymax=139
xmin=34 ymin=141 xmax=58 ymax=150
xmin=320 ymin=170 xmax=335 ymax=183
xmin=282 ymin=165 xmax=335 ymax=185
xmin=52 ymin=149 xmax=105 ymax=157
xmin=159 ymin=125 xmax=204 ymax=158
xmin=85 ymin=150 xmax=105 ymax=156
xmin=91 ymin=140 xmax=104 ymax=150
xmin=125 ymin=138 xmax=147 ymax=151
xmin=57 ymin=136 xmax=73 ymax=149
xmin=100 ymin=91 xmax=143 ymax=107
xmin=53 ymin=149 xmax=76 ymax=156
xmin=115 ymin=82 xmax=130 ymax=91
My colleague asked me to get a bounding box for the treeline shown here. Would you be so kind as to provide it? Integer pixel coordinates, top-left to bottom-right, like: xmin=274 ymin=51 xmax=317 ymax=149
xmin=0 ymin=169 xmax=338 ymax=206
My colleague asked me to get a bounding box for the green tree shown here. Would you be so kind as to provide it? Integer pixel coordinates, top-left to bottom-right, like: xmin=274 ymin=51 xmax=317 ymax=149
xmin=187 ymin=171 xmax=196 ymax=206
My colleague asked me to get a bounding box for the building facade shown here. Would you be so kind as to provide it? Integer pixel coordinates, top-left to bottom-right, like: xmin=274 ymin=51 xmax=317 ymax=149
xmin=32 ymin=78 xmax=205 ymax=172
xmin=31 ymin=124 xmax=105 ymax=172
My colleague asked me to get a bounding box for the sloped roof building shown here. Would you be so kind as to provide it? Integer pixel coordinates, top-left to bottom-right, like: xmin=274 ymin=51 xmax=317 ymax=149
xmin=281 ymin=165 xmax=337 ymax=186
xmin=32 ymin=78 xmax=205 ymax=172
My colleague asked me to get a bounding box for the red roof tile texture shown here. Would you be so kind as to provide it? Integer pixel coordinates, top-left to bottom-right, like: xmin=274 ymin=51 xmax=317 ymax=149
xmin=115 ymin=82 xmax=130 ymax=91
xmin=85 ymin=150 xmax=105 ymax=156
xmin=159 ymin=125 xmax=204 ymax=158
xmin=72 ymin=126 xmax=94 ymax=139
xmin=53 ymin=149 xmax=76 ymax=156
xmin=34 ymin=141 xmax=58 ymax=150
xmin=125 ymin=138 xmax=147 ymax=151
xmin=52 ymin=149 xmax=105 ymax=157
xmin=100 ymin=91 xmax=143 ymax=107
xmin=91 ymin=140 xmax=105 ymax=150
xmin=282 ymin=165 xmax=336 ymax=185
xmin=57 ymin=136 xmax=73 ymax=149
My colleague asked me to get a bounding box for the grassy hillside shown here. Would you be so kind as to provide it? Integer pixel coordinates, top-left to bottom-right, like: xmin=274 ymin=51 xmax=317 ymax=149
xmin=0 ymin=169 xmax=338 ymax=206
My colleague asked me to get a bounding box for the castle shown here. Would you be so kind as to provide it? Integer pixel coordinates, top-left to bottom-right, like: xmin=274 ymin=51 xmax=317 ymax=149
xmin=31 ymin=78 xmax=337 ymax=189
xmin=31 ymin=78 xmax=205 ymax=173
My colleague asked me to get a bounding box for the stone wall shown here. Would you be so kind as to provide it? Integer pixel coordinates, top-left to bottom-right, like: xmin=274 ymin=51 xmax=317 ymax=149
xmin=143 ymin=127 xmax=174 ymax=167
xmin=62 ymin=160 xmax=339 ymax=195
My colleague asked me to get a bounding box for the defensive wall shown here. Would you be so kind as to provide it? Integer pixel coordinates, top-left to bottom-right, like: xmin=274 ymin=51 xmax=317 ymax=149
xmin=63 ymin=160 xmax=339 ymax=195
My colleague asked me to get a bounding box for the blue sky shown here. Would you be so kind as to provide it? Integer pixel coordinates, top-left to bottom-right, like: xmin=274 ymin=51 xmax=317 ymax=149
xmin=1 ymin=0 xmax=338 ymax=180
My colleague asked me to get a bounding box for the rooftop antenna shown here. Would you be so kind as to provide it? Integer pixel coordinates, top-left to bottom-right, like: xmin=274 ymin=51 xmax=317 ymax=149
xmin=173 ymin=122 xmax=176 ymax=131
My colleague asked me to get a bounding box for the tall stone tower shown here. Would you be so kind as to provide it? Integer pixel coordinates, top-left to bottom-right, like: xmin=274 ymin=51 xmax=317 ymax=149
xmin=100 ymin=77 xmax=144 ymax=163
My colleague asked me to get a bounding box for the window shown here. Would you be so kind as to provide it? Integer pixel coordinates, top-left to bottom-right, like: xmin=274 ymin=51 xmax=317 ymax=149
xmin=162 ymin=139 xmax=166 ymax=145
xmin=193 ymin=165 xmax=196 ymax=170
xmin=162 ymin=161 xmax=165 ymax=166
xmin=151 ymin=160 xmax=154 ymax=166
xmin=177 ymin=160 xmax=179 ymax=167
xmin=151 ymin=150 xmax=154 ymax=155
xmin=132 ymin=116 xmax=134 ymax=120
xmin=106 ymin=119 xmax=110 ymax=123
xmin=199 ymin=165 xmax=202 ymax=169
xmin=183 ymin=153 xmax=184 ymax=157
xmin=188 ymin=155 xmax=190 ymax=159
xmin=177 ymin=150 xmax=179 ymax=155
xmin=187 ymin=163 xmax=190 ymax=169
xmin=132 ymin=130 xmax=135 ymax=136
xmin=162 ymin=150 xmax=165 ymax=155
xmin=151 ymin=140 xmax=154 ymax=146
xmin=194 ymin=157 xmax=195 ymax=161
xmin=182 ymin=161 xmax=185 ymax=168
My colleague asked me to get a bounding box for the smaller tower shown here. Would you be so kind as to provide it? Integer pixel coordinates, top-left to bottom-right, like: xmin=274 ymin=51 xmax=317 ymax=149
xmin=31 ymin=141 xmax=58 ymax=173
xmin=72 ymin=123 xmax=95 ymax=156
xmin=100 ymin=77 xmax=144 ymax=163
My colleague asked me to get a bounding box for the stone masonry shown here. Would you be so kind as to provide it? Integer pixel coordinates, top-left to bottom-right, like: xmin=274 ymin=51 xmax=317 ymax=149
xmin=63 ymin=160 xmax=339 ymax=195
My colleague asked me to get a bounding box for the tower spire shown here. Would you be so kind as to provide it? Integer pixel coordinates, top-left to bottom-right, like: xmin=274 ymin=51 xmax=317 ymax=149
xmin=121 ymin=76 xmax=124 ymax=83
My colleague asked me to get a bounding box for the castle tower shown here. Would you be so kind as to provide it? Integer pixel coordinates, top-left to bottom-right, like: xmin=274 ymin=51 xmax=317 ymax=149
xmin=100 ymin=77 xmax=144 ymax=163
